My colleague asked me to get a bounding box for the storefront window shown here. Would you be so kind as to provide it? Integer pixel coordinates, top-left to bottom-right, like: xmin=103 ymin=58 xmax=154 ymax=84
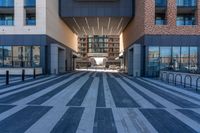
xmin=22 ymin=46 xmax=31 ymax=67
xmin=3 ymin=46 xmax=12 ymax=67
xmin=190 ymin=47 xmax=198 ymax=71
xmin=147 ymin=47 xmax=160 ymax=76
xmin=146 ymin=46 xmax=198 ymax=77
xmin=181 ymin=47 xmax=189 ymax=71
xmin=13 ymin=46 xmax=22 ymax=67
xmin=172 ymin=47 xmax=181 ymax=70
xmin=32 ymin=46 xmax=40 ymax=67
xmin=160 ymin=47 xmax=171 ymax=70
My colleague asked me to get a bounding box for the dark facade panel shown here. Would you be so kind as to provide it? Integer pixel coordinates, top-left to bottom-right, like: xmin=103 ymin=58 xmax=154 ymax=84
xmin=59 ymin=0 xmax=134 ymax=17
xmin=144 ymin=35 xmax=200 ymax=46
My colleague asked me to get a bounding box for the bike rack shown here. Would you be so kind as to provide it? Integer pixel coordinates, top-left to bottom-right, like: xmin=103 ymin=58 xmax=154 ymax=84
xmin=184 ymin=75 xmax=192 ymax=88
xmin=161 ymin=72 xmax=168 ymax=82
xmin=175 ymin=74 xmax=182 ymax=86
xmin=168 ymin=73 xmax=174 ymax=84
xmin=196 ymin=77 xmax=200 ymax=92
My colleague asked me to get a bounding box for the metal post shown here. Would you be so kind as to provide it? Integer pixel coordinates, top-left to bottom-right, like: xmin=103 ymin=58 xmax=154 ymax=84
xmin=6 ymin=70 xmax=9 ymax=85
xmin=33 ymin=68 xmax=36 ymax=79
xmin=22 ymin=69 xmax=25 ymax=81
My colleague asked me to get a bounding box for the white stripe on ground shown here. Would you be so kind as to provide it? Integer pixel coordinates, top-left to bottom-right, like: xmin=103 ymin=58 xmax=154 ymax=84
xmin=122 ymin=77 xmax=180 ymax=109
xmin=82 ymin=77 xmax=99 ymax=107
xmin=42 ymin=76 xmax=89 ymax=107
xmin=138 ymin=78 xmax=200 ymax=106
xmin=13 ymin=73 xmax=83 ymax=105
xmin=0 ymin=75 xmax=55 ymax=93
xmin=0 ymin=74 xmax=68 ymax=99
xmin=115 ymin=78 xmax=156 ymax=108
xmin=166 ymin=108 xmax=200 ymax=132
xmin=0 ymin=105 xmax=26 ymax=121
xmin=76 ymin=107 xmax=96 ymax=133
xmin=144 ymin=78 xmax=200 ymax=100
xmin=103 ymin=77 xmax=116 ymax=108
xmin=25 ymin=106 xmax=68 ymax=133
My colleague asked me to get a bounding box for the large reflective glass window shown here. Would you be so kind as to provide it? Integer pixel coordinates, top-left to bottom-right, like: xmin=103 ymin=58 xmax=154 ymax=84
xmin=22 ymin=46 xmax=31 ymax=67
xmin=0 ymin=46 xmax=3 ymax=66
xmin=189 ymin=47 xmax=198 ymax=71
xmin=13 ymin=46 xmax=22 ymax=67
xmin=147 ymin=47 xmax=160 ymax=76
xmin=172 ymin=47 xmax=181 ymax=70
xmin=160 ymin=47 xmax=172 ymax=70
xmin=181 ymin=47 xmax=189 ymax=71
xmin=3 ymin=46 xmax=12 ymax=67
xmin=32 ymin=46 xmax=40 ymax=67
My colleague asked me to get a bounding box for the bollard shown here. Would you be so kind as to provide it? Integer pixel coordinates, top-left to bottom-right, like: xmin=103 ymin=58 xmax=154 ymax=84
xmin=22 ymin=69 xmax=25 ymax=81
xmin=33 ymin=68 xmax=36 ymax=79
xmin=6 ymin=70 xmax=9 ymax=85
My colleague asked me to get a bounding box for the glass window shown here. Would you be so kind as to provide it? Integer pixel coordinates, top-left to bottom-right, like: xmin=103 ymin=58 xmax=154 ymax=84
xmin=181 ymin=47 xmax=189 ymax=71
xmin=189 ymin=47 xmax=198 ymax=71
xmin=0 ymin=46 xmax=3 ymax=66
xmin=13 ymin=46 xmax=22 ymax=67
xmin=172 ymin=47 xmax=181 ymax=70
xmin=3 ymin=46 xmax=12 ymax=67
xmin=148 ymin=47 xmax=159 ymax=58
xmin=160 ymin=47 xmax=172 ymax=70
xmin=22 ymin=46 xmax=32 ymax=67
xmin=32 ymin=46 xmax=40 ymax=67
xmin=147 ymin=47 xmax=160 ymax=77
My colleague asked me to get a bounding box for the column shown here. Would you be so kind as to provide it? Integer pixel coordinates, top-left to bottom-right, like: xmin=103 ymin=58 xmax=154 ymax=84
xmin=50 ymin=44 xmax=59 ymax=74
xmin=133 ymin=44 xmax=142 ymax=77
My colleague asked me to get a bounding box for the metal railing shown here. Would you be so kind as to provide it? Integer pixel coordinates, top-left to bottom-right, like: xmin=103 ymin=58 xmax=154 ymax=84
xmin=160 ymin=71 xmax=199 ymax=92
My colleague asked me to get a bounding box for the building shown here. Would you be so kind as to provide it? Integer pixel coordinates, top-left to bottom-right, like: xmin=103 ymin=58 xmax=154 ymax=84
xmin=0 ymin=0 xmax=199 ymax=77
xmin=123 ymin=0 xmax=199 ymax=77
xmin=76 ymin=35 xmax=120 ymax=69
xmin=0 ymin=0 xmax=77 ymax=75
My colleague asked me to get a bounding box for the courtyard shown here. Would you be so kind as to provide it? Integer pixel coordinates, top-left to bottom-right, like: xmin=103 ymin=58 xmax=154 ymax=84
xmin=0 ymin=71 xmax=199 ymax=133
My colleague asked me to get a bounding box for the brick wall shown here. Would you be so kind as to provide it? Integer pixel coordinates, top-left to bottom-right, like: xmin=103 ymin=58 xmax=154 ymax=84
xmin=123 ymin=0 xmax=200 ymax=49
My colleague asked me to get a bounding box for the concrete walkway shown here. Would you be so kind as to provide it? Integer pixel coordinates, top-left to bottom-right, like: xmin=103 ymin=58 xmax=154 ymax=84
xmin=0 ymin=71 xmax=200 ymax=133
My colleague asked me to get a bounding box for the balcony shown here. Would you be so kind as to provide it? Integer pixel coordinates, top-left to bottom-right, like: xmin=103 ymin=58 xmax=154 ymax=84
xmin=24 ymin=0 xmax=36 ymax=7
xmin=0 ymin=0 xmax=14 ymax=8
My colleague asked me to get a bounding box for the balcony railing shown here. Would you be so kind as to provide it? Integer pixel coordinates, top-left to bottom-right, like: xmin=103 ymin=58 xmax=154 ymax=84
xmin=0 ymin=0 xmax=14 ymax=8
xmin=176 ymin=0 xmax=197 ymax=7
xmin=0 ymin=19 xmax=14 ymax=26
xmin=155 ymin=0 xmax=167 ymax=7
xmin=24 ymin=0 xmax=36 ymax=7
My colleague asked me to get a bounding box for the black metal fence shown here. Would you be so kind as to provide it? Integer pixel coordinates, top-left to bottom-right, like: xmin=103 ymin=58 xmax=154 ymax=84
xmin=160 ymin=71 xmax=199 ymax=92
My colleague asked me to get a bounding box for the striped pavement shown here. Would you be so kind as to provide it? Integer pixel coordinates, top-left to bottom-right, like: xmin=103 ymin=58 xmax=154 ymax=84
xmin=0 ymin=71 xmax=200 ymax=133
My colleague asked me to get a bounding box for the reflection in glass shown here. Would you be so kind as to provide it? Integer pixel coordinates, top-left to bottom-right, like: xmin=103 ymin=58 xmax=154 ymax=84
xmin=181 ymin=47 xmax=189 ymax=71
xmin=32 ymin=46 xmax=40 ymax=67
xmin=160 ymin=47 xmax=171 ymax=70
xmin=173 ymin=47 xmax=181 ymax=70
xmin=22 ymin=46 xmax=31 ymax=67
xmin=3 ymin=46 xmax=12 ymax=67
xmin=190 ymin=47 xmax=197 ymax=71
xmin=147 ymin=47 xmax=160 ymax=77
xmin=146 ymin=46 xmax=198 ymax=77
xmin=13 ymin=46 xmax=22 ymax=67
